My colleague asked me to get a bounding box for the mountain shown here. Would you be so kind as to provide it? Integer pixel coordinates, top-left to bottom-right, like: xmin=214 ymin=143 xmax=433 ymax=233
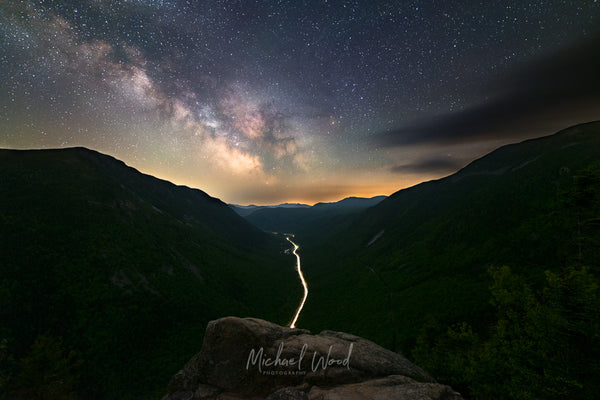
xmin=3 ymin=121 xmax=599 ymax=400
xmin=299 ymin=121 xmax=600 ymax=336
xmin=312 ymin=195 xmax=387 ymax=210
xmin=243 ymin=196 xmax=387 ymax=234
xmin=293 ymin=121 xmax=600 ymax=398
xmin=229 ymin=203 xmax=311 ymax=217
xmin=0 ymin=147 xmax=300 ymax=399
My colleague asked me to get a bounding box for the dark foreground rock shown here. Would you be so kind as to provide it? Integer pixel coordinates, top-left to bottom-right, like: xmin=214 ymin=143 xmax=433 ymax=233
xmin=163 ymin=317 xmax=463 ymax=400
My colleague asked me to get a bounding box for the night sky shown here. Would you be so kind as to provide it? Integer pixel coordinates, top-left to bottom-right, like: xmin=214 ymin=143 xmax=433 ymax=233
xmin=1 ymin=1 xmax=599 ymax=205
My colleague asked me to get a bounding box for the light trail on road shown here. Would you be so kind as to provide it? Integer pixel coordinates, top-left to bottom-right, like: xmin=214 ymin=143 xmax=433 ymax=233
xmin=286 ymin=236 xmax=308 ymax=329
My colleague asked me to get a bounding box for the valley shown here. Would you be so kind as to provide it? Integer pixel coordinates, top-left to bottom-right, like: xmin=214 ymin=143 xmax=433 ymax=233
xmin=1 ymin=121 xmax=599 ymax=399
xmin=2 ymin=1 xmax=597 ymax=398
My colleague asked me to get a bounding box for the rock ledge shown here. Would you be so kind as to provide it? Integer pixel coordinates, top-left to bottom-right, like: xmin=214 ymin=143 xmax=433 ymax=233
xmin=163 ymin=317 xmax=463 ymax=400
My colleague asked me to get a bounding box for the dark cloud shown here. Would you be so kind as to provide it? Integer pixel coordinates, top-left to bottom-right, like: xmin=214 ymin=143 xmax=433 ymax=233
xmin=3 ymin=0 xmax=599 ymax=204
xmin=377 ymin=33 xmax=600 ymax=147
xmin=390 ymin=156 xmax=465 ymax=174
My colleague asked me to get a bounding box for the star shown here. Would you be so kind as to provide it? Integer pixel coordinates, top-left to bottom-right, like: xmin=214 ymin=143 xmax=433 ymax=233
xmin=0 ymin=0 xmax=598 ymax=204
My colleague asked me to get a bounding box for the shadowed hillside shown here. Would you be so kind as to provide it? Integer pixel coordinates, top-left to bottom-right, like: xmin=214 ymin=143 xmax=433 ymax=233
xmin=0 ymin=147 xmax=299 ymax=399
xmin=289 ymin=121 xmax=600 ymax=399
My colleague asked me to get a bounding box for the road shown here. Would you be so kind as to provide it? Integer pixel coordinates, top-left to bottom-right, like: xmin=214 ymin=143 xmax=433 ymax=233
xmin=286 ymin=236 xmax=308 ymax=329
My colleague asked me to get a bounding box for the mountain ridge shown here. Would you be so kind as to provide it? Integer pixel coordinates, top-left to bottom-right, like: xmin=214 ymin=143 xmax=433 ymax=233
xmin=229 ymin=196 xmax=386 ymax=219
xmin=0 ymin=146 xmax=299 ymax=399
xmin=240 ymin=195 xmax=387 ymax=234
xmin=294 ymin=121 xmax=600 ymax=398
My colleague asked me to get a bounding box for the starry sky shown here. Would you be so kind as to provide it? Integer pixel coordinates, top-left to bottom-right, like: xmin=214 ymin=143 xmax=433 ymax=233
xmin=1 ymin=1 xmax=599 ymax=205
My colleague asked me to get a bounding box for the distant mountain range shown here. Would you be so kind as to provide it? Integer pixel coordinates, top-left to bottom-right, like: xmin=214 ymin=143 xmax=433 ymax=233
xmin=312 ymin=195 xmax=387 ymax=210
xmin=234 ymin=196 xmax=387 ymax=234
xmin=229 ymin=202 xmax=311 ymax=217
xmin=229 ymin=196 xmax=386 ymax=218
xmin=0 ymin=147 xmax=299 ymax=399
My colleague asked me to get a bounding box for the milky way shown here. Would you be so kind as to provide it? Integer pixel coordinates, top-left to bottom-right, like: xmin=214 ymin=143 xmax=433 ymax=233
xmin=1 ymin=1 xmax=599 ymax=204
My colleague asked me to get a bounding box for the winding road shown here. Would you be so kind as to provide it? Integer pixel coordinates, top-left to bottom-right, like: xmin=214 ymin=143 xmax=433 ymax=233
xmin=286 ymin=236 xmax=308 ymax=329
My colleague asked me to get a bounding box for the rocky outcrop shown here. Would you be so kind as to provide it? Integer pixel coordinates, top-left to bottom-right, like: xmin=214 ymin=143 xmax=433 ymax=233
xmin=163 ymin=317 xmax=462 ymax=400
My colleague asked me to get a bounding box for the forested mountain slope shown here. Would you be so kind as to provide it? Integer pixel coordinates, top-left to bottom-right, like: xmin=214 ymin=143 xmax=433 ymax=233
xmin=0 ymin=147 xmax=299 ymax=399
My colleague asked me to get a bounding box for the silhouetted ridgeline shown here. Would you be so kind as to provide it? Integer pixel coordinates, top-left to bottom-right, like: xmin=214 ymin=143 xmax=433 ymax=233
xmin=241 ymin=196 xmax=387 ymax=236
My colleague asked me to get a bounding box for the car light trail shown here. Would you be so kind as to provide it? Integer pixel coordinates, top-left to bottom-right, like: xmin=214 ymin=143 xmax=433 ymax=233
xmin=287 ymin=236 xmax=308 ymax=329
